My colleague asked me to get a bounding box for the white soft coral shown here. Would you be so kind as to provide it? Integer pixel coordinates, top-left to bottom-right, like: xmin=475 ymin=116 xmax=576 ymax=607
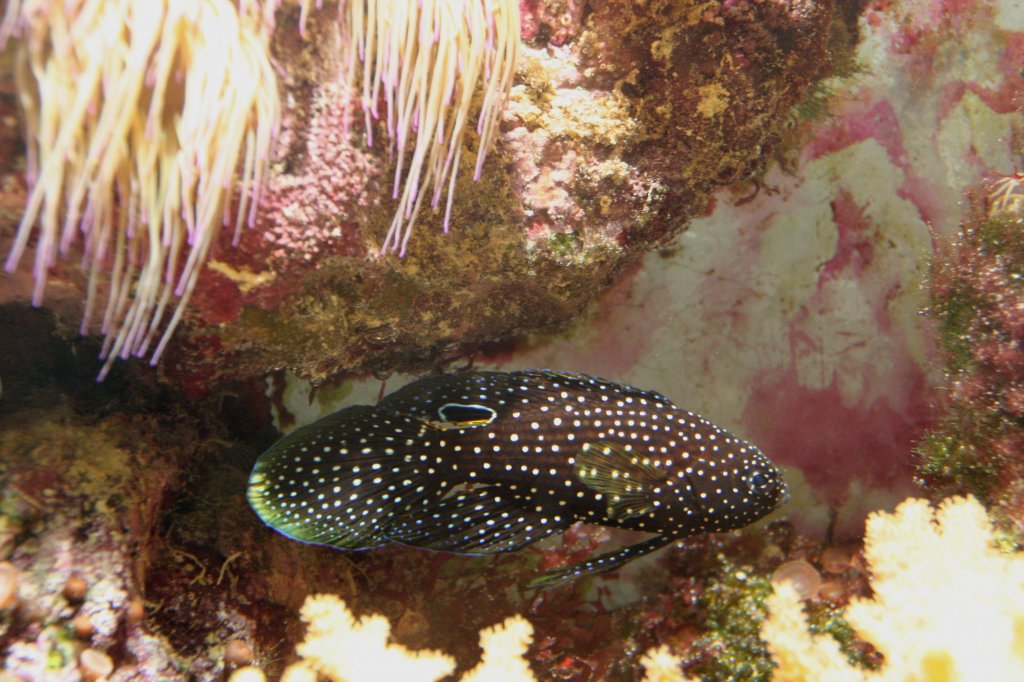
xmin=764 ymin=495 xmax=1024 ymax=681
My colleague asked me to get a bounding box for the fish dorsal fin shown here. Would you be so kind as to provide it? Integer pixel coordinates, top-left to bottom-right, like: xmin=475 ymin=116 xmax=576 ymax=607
xmin=574 ymin=441 xmax=668 ymax=521
xmin=375 ymin=372 xmax=674 ymax=434
xmin=528 ymin=535 xmax=673 ymax=589
xmin=376 ymin=373 xmax=495 ymax=417
xmin=525 ymin=370 xmax=674 ymax=405
xmin=387 ymin=487 xmax=569 ymax=555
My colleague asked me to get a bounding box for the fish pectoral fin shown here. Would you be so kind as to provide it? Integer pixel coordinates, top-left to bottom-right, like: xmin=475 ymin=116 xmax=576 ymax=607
xmin=387 ymin=487 xmax=569 ymax=555
xmin=574 ymin=441 xmax=668 ymax=520
xmin=528 ymin=535 xmax=673 ymax=590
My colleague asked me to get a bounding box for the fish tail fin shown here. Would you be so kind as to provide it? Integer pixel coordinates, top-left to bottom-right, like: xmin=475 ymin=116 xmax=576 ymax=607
xmin=247 ymin=405 xmax=440 ymax=550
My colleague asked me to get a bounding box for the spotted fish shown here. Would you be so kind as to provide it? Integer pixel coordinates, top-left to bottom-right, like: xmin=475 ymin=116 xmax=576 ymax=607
xmin=247 ymin=370 xmax=788 ymax=587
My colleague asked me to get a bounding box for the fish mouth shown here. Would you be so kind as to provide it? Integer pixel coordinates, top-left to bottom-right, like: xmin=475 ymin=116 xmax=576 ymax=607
xmin=777 ymin=480 xmax=792 ymax=508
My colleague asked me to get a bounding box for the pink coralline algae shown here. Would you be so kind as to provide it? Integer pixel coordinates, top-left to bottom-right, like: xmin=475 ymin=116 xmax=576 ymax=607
xmin=519 ymin=0 xmax=586 ymax=46
xmin=257 ymin=84 xmax=381 ymax=261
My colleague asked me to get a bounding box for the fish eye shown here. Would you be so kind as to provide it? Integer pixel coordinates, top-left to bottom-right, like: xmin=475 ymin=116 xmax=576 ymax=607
xmin=745 ymin=469 xmax=770 ymax=492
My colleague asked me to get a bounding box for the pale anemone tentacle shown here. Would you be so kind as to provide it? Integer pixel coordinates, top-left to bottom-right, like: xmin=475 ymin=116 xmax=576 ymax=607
xmin=2 ymin=0 xmax=281 ymax=380
xmin=340 ymin=0 xmax=520 ymax=256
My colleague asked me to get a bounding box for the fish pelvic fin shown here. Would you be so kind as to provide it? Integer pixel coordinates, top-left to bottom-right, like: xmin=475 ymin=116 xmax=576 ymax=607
xmin=528 ymin=535 xmax=673 ymax=590
xmin=525 ymin=370 xmax=674 ymax=405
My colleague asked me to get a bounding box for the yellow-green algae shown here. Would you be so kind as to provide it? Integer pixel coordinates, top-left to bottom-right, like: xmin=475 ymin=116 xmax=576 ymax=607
xmin=684 ymin=556 xmax=874 ymax=682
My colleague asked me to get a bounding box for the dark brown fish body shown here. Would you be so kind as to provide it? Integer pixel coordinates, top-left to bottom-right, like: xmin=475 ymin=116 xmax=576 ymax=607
xmin=248 ymin=370 xmax=788 ymax=586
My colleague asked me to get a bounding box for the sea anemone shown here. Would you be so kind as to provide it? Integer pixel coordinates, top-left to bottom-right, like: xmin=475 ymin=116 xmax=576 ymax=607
xmin=340 ymin=0 xmax=520 ymax=255
xmin=2 ymin=0 xmax=280 ymax=379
